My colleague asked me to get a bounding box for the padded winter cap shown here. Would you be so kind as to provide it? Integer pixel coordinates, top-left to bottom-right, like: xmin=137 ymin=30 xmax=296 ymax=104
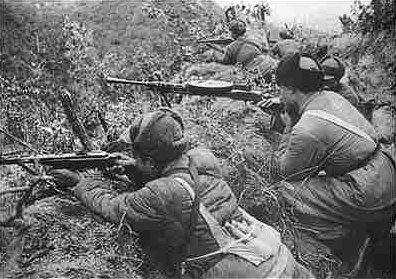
xmin=119 ymin=108 xmax=188 ymax=162
xmin=229 ymin=19 xmax=247 ymax=37
xmin=321 ymin=57 xmax=345 ymax=81
xmin=276 ymin=52 xmax=323 ymax=92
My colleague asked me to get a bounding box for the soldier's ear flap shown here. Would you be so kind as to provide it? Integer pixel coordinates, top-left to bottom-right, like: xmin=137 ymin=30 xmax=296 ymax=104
xmin=157 ymin=107 xmax=189 ymax=154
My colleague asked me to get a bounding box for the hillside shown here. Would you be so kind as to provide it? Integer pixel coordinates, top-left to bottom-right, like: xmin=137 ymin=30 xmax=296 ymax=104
xmin=1 ymin=0 xmax=395 ymax=279
xmin=0 ymin=2 xmax=224 ymax=278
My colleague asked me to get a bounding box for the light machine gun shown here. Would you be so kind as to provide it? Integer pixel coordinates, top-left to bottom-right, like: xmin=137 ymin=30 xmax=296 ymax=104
xmin=105 ymin=77 xmax=283 ymax=110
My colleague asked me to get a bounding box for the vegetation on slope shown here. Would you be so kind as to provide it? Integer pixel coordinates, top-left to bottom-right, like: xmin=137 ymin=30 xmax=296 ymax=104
xmin=0 ymin=0 xmax=394 ymax=278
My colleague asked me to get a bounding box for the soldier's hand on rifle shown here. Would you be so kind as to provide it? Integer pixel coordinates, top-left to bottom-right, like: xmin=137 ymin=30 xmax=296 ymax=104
xmin=108 ymin=153 xmax=137 ymax=175
xmin=256 ymin=97 xmax=282 ymax=114
xmin=49 ymin=169 xmax=81 ymax=189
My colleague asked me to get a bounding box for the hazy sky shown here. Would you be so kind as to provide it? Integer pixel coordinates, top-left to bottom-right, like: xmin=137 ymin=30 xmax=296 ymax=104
xmin=213 ymin=0 xmax=363 ymax=31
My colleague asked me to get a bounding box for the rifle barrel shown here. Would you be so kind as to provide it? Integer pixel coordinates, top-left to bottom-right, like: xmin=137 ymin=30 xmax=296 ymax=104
xmin=105 ymin=77 xmax=150 ymax=86
xmin=1 ymin=152 xmax=117 ymax=169
xmin=197 ymin=38 xmax=234 ymax=45
xmin=105 ymin=77 xmax=184 ymax=92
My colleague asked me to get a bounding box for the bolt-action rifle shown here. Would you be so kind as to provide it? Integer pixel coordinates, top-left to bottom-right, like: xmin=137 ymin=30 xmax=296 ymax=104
xmin=197 ymin=38 xmax=234 ymax=45
xmin=196 ymin=38 xmax=234 ymax=53
xmin=105 ymin=77 xmax=283 ymax=110
xmin=0 ymin=148 xmax=134 ymax=226
xmin=0 ymin=151 xmax=120 ymax=170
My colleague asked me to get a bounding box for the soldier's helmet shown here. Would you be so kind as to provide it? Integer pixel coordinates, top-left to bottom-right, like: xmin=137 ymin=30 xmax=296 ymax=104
xmin=119 ymin=108 xmax=188 ymax=162
xmin=321 ymin=57 xmax=345 ymax=81
xmin=228 ymin=19 xmax=247 ymax=37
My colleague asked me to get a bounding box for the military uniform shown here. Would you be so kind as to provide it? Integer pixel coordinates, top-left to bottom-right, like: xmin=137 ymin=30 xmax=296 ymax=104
xmin=216 ymin=33 xmax=277 ymax=80
xmin=323 ymin=82 xmax=361 ymax=107
xmin=272 ymin=90 xmax=395 ymax=257
xmin=73 ymin=148 xmax=314 ymax=278
xmin=271 ymin=39 xmax=301 ymax=59
xmin=321 ymin=56 xmax=364 ymax=108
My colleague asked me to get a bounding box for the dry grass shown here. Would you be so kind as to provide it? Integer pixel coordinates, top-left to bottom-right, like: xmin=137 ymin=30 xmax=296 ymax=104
xmin=1 ymin=30 xmax=394 ymax=279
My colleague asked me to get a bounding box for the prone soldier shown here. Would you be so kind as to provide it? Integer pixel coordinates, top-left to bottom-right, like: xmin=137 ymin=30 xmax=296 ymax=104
xmin=212 ymin=19 xmax=277 ymax=82
xmin=50 ymin=108 xmax=314 ymax=278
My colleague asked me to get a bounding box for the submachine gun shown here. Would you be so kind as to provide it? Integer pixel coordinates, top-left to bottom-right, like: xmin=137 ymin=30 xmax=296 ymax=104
xmin=105 ymin=77 xmax=283 ymax=110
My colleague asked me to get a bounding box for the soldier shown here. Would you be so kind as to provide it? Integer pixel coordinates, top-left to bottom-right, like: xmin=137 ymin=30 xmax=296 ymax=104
xmin=271 ymin=28 xmax=301 ymax=59
xmin=258 ymin=53 xmax=396 ymax=274
xmin=213 ymin=19 xmax=277 ymax=81
xmin=321 ymin=56 xmax=363 ymax=107
xmin=51 ymin=108 xmax=314 ymax=278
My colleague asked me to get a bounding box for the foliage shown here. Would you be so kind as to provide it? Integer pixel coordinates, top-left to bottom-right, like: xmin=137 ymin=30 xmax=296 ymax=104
xmin=339 ymin=0 xmax=395 ymax=34
xmin=1 ymin=1 xmax=234 ymax=278
xmin=223 ymin=2 xmax=271 ymax=24
xmin=1 ymin=0 xmax=395 ymax=278
xmin=337 ymin=0 xmax=395 ymax=90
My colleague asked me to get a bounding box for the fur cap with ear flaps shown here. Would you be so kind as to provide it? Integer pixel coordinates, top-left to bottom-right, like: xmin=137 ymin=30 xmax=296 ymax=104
xmin=321 ymin=57 xmax=345 ymax=81
xmin=228 ymin=19 xmax=247 ymax=37
xmin=276 ymin=52 xmax=323 ymax=93
xmin=119 ymin=108 xmax=188 ymax=163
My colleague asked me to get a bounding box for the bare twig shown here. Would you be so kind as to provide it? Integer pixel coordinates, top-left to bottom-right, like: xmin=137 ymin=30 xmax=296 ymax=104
xmin=59 ymin=89 xmax=94 ymax=151
xmin=0 ymin=128 xmax=39 ymax=153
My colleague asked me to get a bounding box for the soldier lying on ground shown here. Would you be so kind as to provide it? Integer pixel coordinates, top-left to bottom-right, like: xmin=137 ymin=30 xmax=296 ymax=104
xmin=258 ymin=52 xmax=396 ymax=276
xmin=212 ymin=19 xmax=277 ymax=82
xmin=50 ymin=108 xmax=314 ymax=278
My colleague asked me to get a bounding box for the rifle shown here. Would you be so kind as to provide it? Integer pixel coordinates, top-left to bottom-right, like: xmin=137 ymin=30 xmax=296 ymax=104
xmin=0 ymin=151 xmax=120 ymax=170
xmin=0 ymin=151 xmax=133 ymax=226
xmin=205 ymin=43 xmax=225 ymax=53
xmin=196 ymin=38 xmax=233 ymax=54
xmin=197 ymin=38 xmax=234 ymax=45
xmin=105 ymin=77 xmax=283 ymax=110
